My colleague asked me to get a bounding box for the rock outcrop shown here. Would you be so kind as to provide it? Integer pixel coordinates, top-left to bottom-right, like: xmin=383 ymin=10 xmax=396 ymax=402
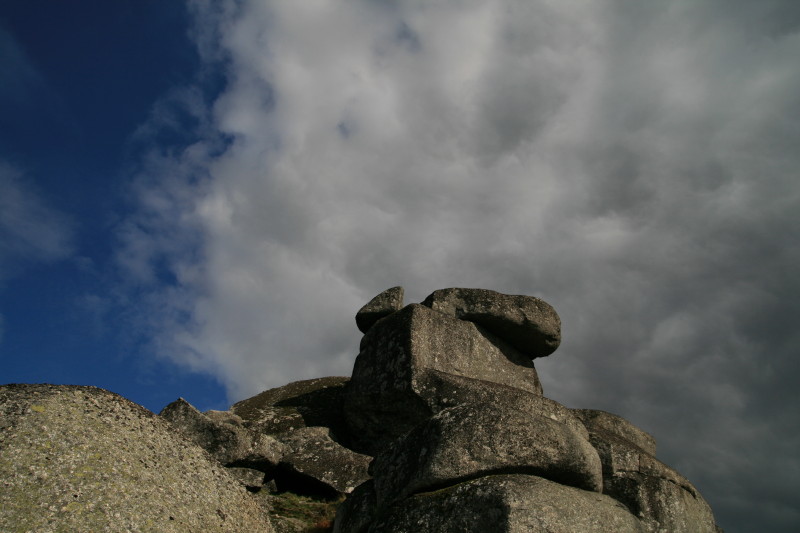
xmin=422 ymin=287 xmax=561 ymax=357
xmin=0 ymin=287 xmax=721 ymax=533
xmin=345 ymin=302 xmax=544 ymax=454
xmin=337 ymin=287 xmax=720 ymax=532
xmin=162 ymin=377 xmax=370 ymax=500
xmin=0 ymin=384 xmax=273 ymax=533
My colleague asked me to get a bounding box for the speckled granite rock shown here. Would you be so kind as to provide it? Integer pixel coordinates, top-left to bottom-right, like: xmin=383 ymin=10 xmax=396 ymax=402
xmin=276 ymin=426 xmax=371 ymax=496
xmin=355 ymin=286 xmax=404 ymax=333
xmin=0 ymin=384 xmax=274 ymax=533
xmin=370 ymin=401 xmax=602 ymax=509
xmin=422 ymin=287 xmax=561 ymax=358
xmin=345 ymin=304 xmax=543 ymax=454
xmin=368 ymin=474 xmax=645 ymax=533
xmin=334 ymin=288 xmax=722 ymax=532
xmin=232 ymin=376 xmax=351 ymax=440
xmin=584 ymin=424 xmax=717 ymax=533
xmin=160 ymin=397 xmax=284 ymax=470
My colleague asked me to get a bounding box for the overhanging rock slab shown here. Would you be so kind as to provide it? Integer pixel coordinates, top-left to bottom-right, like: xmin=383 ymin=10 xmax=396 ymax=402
xmin=370 ymin=401 xmax=603 ymax=509
xmin=369 ymin=474 xmax=645 ymax=533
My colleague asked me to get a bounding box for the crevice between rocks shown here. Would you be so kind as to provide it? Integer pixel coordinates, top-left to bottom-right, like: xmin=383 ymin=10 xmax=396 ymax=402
xmin=403 ymin=465 xmax=597 ymax=501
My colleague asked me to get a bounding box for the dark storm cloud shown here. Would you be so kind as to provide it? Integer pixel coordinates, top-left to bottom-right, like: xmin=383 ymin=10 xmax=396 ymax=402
xmin=122 ymin=2 xmax=800 ymax=530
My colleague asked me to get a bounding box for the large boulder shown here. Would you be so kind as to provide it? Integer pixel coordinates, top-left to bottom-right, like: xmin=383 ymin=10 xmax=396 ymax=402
xmin=355 ymin=286 xmax=404 ymax=333
xmin=0 ymin=384 xmax=273 ymax=533
xmin=370 ymin=400 xmax=602 ymax=510
xmin=585 ymin=426 xmax=717 ymax=532
xmin=160 ymin=397 xmax=283 ymax=470
xmin=368 ymin=474 xmax=645 ymax=533
xmin=232 ymin=377 xmax=351 ymax=441
xmin=422 ymin=287 xmax=561 ymax=358
xmin=344 ymin=304 xmax=543 ymax=454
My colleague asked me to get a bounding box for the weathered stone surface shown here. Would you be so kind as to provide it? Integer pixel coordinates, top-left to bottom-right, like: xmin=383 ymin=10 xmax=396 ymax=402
xmin=344 ymin=304 xmax=543 ymax=454
xmin=233 ymin=377 xmax=350 ymax=441
xmin=227 ymin=466 xmax=267 ymax=490
xmin=370 ymin=401 xmax=602 ymax=509
xmin=205 ymin=409 xmax=246 ymax=426
xmin=587 ymin=426 xmax=718 ymax=532
xmin=355 ymin=286 xmax=404 ymax=333
xmin=276 ymin=426 xmax=371 ymax=496
xmin=160 ymin=397 xmax=283 ymax=470
xmin=369 ymin=474 xmax=645 ymax=533
xmin=422 ymin=287 xmax=561 ymax=358
xmin=574 ymin=408 xmax=657 ymax=455
xmin=0 ymin=384 xmax=273 ymax=533
xmin=414 ymin=372 xmax=588 ymax=439
xmin=332 ymin=480 xmax=377 ymax=533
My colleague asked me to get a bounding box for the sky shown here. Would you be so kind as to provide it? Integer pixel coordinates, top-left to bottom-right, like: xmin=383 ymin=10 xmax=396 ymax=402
xmin=1 ymin=1 xmax=798 ymax=531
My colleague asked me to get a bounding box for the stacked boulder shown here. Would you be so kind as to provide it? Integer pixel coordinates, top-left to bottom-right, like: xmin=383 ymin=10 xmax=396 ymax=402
xmin=336 ymin=287 xmax=720 ymax=533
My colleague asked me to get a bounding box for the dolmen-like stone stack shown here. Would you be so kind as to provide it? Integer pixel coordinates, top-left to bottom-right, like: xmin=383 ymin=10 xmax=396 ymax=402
xmin=336 ymin=287 xmax=720 ymax=532
xmin=0 ymin=287 xmax=722 ymax=532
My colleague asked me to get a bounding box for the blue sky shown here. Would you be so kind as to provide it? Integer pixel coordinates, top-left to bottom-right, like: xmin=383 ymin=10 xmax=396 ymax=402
xmin=1 ymin=1 xmax=228 ymax=410
xmin=2 ymin=2 xmax=800 ymax=532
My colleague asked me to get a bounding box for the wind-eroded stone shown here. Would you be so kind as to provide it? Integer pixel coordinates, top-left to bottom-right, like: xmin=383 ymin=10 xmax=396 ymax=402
xmin=344 ymin=304 xmax=543 ymax=454
xmin=370 ymin=401 xmax=602 ymax=509
xmin=355 ymin=286 xmax=404 ymax=333
xmin=422 ymin=287 xmax=561 ymax=358
xmin=574 ymin=408 xmax=657 ymax=456
xmin=276 ymin=426 xmax=371 ymax=496
xmin=0 ymin=384 xmax=273 ymax=533
xmin=586 ymin=426 xmax=717 ymax=532
xmin=161 ymin=397 xmax=283 ymax=470
xmin=232 ymin=376 xmax=350 ymax=440
xmin=369 ymin=474 xmax=645 ymax=533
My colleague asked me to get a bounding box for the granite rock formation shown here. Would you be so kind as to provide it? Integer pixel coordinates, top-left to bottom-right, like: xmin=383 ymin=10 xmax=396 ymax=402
xmin=0 ymin=287 xmax=721 ymax=533
xmin=0 ymin=384 xmax=273 ymax=533
xmin=337 ymin=287 xmax=720 ymax=532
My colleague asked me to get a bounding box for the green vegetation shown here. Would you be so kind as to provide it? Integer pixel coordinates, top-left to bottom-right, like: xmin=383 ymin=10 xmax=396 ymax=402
xmin=260 ymin=491 xmax=343 ymax=532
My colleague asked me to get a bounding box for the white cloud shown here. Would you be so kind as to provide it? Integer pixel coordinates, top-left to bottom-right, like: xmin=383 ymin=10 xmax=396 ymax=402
xmin=124 ymin=2 xmax=800 ymax=530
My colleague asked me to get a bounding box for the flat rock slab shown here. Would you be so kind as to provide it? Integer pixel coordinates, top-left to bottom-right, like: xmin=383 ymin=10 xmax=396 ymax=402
xmin=0 ymin=384 xmax=273 ymax=533
xmin=355 ymin=286 xmax=404 ymax=333
xmin=369 ymin=474 xmax=645 ymax=533
xmin=422 ymin=288 xmax=561 ymax=358
xmin=345 ymin=304 xmax=543 ymax=454
xmin=370 ymin=401 xmax=602 ymax=509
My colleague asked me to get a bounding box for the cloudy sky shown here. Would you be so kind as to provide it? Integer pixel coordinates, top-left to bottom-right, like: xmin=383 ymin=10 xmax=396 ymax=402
xmin=2 ymin=1 xmax=799 ymax=531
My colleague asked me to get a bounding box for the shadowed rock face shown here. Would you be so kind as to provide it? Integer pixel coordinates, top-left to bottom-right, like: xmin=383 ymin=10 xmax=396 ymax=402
xmin=162 ymin=379 xmax=369 ymax=501
xmin=0 ymin=384 xmax=273 ymax=533
xmin=370 ymin=474 xmax=646 ymax=533
xmin=232 ymin=376 xmax=351 ymax=440
xmin=355 ymin=286 xmax=404 ymax=333
xmin=161 ymin=397 xmax=283 ymax=470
